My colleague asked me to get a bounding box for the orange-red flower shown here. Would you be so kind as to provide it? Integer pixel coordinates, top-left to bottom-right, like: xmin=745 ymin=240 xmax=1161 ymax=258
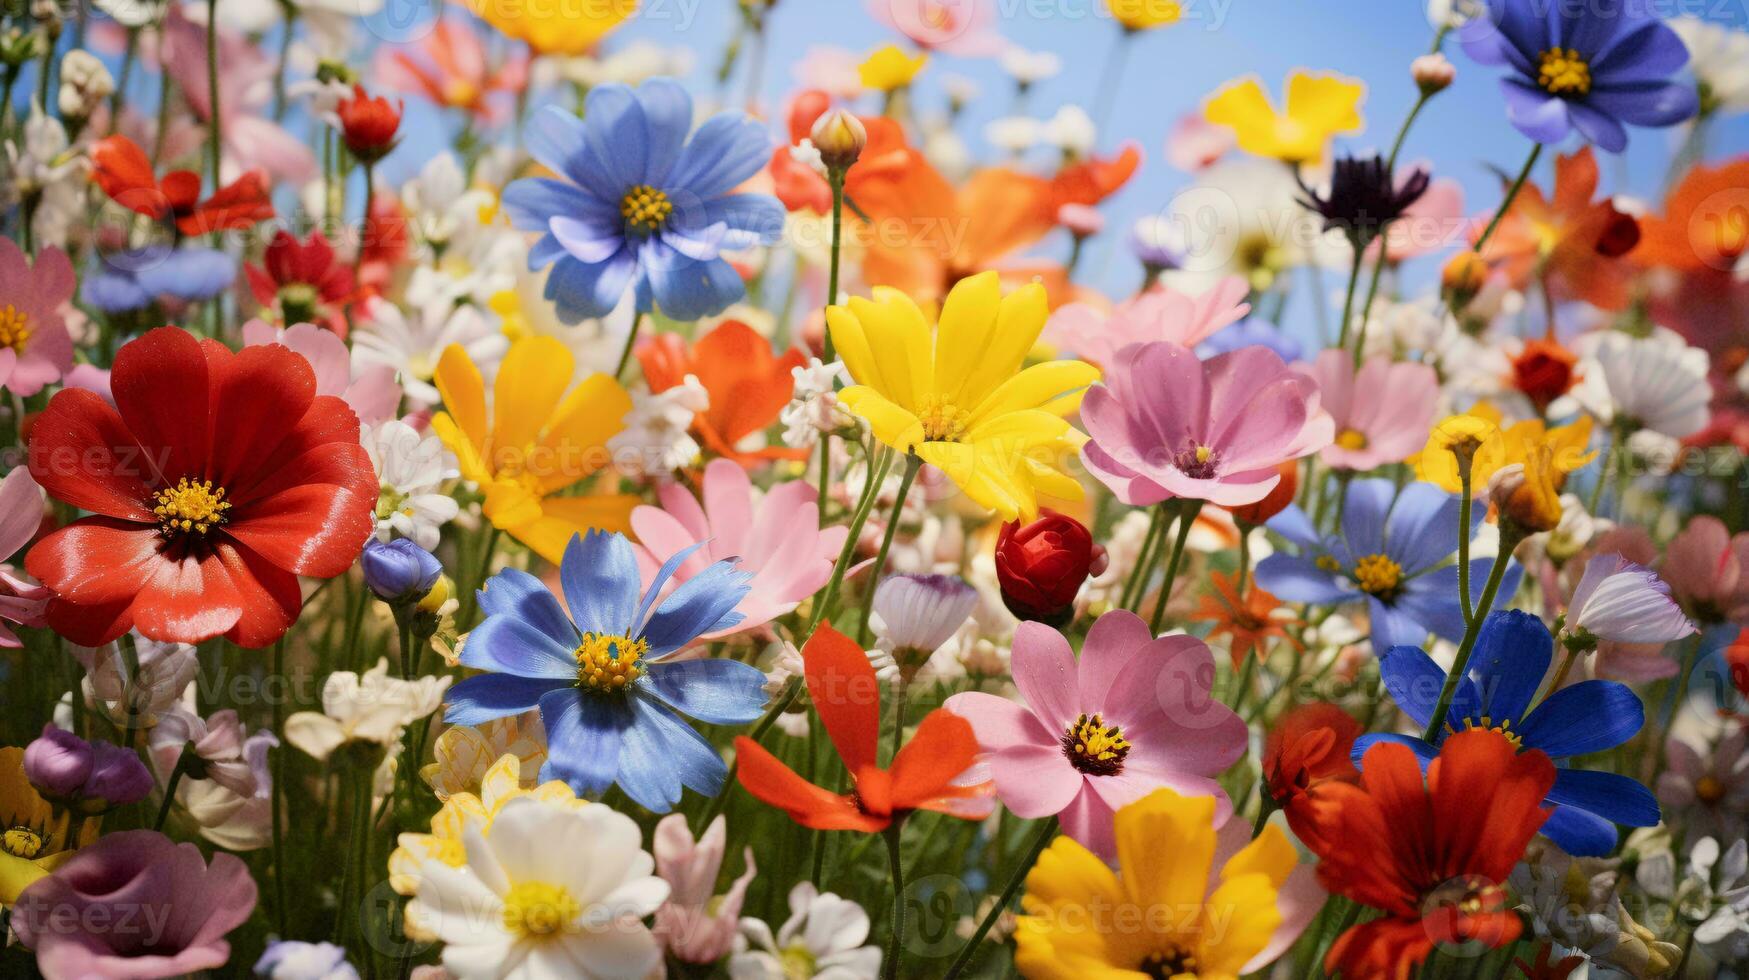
xmin=734 ymin=624 xmax=990 ymax=832
xmin=1508 ymin=337 xmax=1582 ymax=416
xmin=636 ymin=319 xmax=808 ymax=466
xmin=337 ymin=85 xmax=402 ymax=164
xmin=1260 ymin=702 xmax=1359 ymax=838
xmin=90 ymin=135 xmax=273 ymax=238
xmin=1476 ymin=147 xmax=1640 ymax=312
xmin=1301 ymin=730 xmax=1554 ymax=980
xmin=1193 ymin=571 xmax=1303 ymax=668
xmin=1637 ymin=159 xmax=1749 ymax=277
xmin=1048 ymin=143 xmax=1141 ymax=212
xmin=373 ymin=17 xmax=528 ymax=123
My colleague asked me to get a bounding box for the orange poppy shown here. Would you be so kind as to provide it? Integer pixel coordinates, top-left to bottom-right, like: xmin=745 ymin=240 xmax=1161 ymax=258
xmin=636 ymin=319 xmax=808 ymax=466
xmin=733 ymin=623 xmax=989 ymax=832
xmin=1637 ymin=159 xmax=1749 ymax=276
xmin=1048 ymin=143 xmax=1142 ymax=212
xmin=1193 ymin=571 xmax=1303 ymax=668
xmin=1476 ymin=147 xmax=1641 ymax=312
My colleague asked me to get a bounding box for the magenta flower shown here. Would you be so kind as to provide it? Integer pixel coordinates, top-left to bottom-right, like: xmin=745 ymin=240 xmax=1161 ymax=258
xmin=1080 ymin=341 xmax=1332 ymax=507
xmin=1042 ymin=276 xmax=1250 ymax=368
xmin=0 ymin=236 xmax=74 ymax=397
xmin=0 ymin=466 xmax=49 ymax=647
xmin=1306 ymin=350 xmax=1439 ymax=471
xmin=631 ymin=459 xmax=848 ymax=639
xmin=12 ymin=829 xmax=257 ymax=979
xmin=944 ymin=610 xmax=1246 ymax=858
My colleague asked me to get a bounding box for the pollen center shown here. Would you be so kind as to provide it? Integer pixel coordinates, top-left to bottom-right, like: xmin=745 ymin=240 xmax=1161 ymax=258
xmin=575 ymin=632 xmax=648 ymax=693
xmin=1139 ymin=947 xmax=1198 ymax=979
xmin=1174 ymin=442 xmax=1219 ymax=479
xmin=1537 ymin=47 xmax=1591 ymax=97
xmin=1351 ymin=553 xmax=1403 ymax=599
xmin=1696 ymin=774 xmax=1726 ymax=805
xmin=1335 ymin=428 xmax=1369 ymax=451
xmin=1061 ymin=713 xmax=1131 ymax=777
xmin=152 ymin=478 xmax=233 ymax=536
xmin=2 ymin=827 xmax=43 ymax=859
xmin=621 ymin=184 xmax=673 ymax=232
xmin=917 ymin=393 xmax=971 ymax=442
xmin=1447 ymin=715 xmax=1524 ymax=751
xmin=501 ymin=880 xmax=580 ymax=938
xmin=0 ymin=304 xmax=31 ymax=351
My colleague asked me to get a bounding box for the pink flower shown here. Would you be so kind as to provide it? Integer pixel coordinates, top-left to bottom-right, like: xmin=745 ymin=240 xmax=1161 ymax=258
xmin=1164 ymin=112 xmax=1235 ymax=172
xmin=1080 ymin=341 xmax=1333 ymax=507
xmin=867 ymin=0 xmax=1005 ymax=56
xmin=12 ymin=829 xmax=257 ymax=979
xmin=1662 ymin=515 xmax=1749 ymax=626
xmin=372 ymin=17 xmax=529 ymax=125
xmin=241 ymin=320 xmax=401 ymax=426
xmin=162 ymin=9 xmax=314 ymax=186
xmin=1306 ymin=350 xmax=1438 ymax=471
xmin=944 ymin=610 xmax=1246 ymax=858
xmin=631 ymin=459 xmax=848 ymax=638
xmin=1374 ymin=176 xmax=1468 ymax=262
xmin=0 ymin=236 xmax=75 ymax=397
xmin=1042 ymin=276 xmax=1250 ymax=368
xmin=652 ymin=814 xmax=756 ymax=965
xmin=0 ymin=467 xmax=50 ymax=647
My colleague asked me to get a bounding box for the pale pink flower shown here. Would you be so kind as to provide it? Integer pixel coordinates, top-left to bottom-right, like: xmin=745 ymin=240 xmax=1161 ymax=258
xmin=792 ymin=46 xmax=866 ymax=99
xmin=631 ymin=459 xmax=848 ymax=638
xmin=1165 ymin=112 xmax=1235 ymax=172
xmin=242 ymin=320 xmax=401 ymax=426
xmin=867 ymin=0 xmax=1005 ymax=56
xmin=0 ymin=467 xmax=50 ymax=647
xmin=1373 ymin=176 xmax=1468 ymax=262
xmin=945 ymin=610 xmax=1246 ymax=859
xmin=162 ymin=8 xmax=314 ymax=186
xmin=1662 ymin=515 xmax=1749 ymax=626
xmin=652 ymin=814 xmax=756 ymax=965
xmin=1042 ymin=277 xmax=1250 ymax=368
xmin=1659 ymin=729 xmax=1749 ymax=843
xmin=1307 ymin=351 xmax=1439 ymax=471
xmin=0 ymin=236 xmax=75 ymax=397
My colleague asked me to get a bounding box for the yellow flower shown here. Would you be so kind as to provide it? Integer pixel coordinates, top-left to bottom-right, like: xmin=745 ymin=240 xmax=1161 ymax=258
xmin=420 ymin=716 xmax=548 ymax=802
xmin=460 ymin=0 xmax=636 ymax=56
xmin=1204 ymin=70 xmax=1366 ymax=164
xmin=1015 ymin=788 xmax=1303 ymax=980
xmin=1107 ymin=0 xmax=1182 ymax=30
xmin=859 ymin=44 xmax=928 ymax=92
xmin=827 ymin=272 xmax=1099 ymax=522
xmin=433 ymin=336 xmax=640 ymax=564
xmin=1491 ymin=444 xmax=1565 ymax=534
xmin=0 ymin=748 xmax=95 ymax=904
xmin=1413 ymin=401 xmax=1596 ymax=494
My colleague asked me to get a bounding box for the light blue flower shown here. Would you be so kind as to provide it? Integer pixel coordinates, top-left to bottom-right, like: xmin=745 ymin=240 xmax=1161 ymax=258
xmin=502 ymin=78 xmax=784 ymax=323
xmin=444 ymin=530 xmax=769 ymax=812
xmin=82 ymin=246 xmax=235 ymax=313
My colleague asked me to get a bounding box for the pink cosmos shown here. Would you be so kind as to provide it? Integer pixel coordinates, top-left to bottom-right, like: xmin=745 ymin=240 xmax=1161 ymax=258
xmin=867 ymin=0 xmax=1005 ymax=57
xmin=1373 ymin=176 xmax=1468 ymax=262
xmin=1662 ymin=515 xmax=1749 ymax=625
xmin=12 ymin=829 xmax=257 ymax=979
xmin=162 ymin=8 xmax=314 ymax=186
xmin=631 ymin=459 xmax=848 ymax=638
xmin=1042 ymin=276 xmax=1250 ymax=368
xmin=0 ymin=467 xmax=50 ymax=647
xmin=652 ymin=814 xmax=756 ymax=965
xmin=1567 ymin=552 xmax=1695 ymax=647
xmin=0 ymin=236 xmax=75 ymax=397
xmin=1080 ymin=341 xmax=1333 ymax=507
xmin=242 ymin=320 xmax=401 ymax=426
xmin=1164 ymin=112 xmax=1235 ymax=172
xmin=944 ymin=610 xmax=1247 ymax=859
xmin=1306 ymin=350 xmax=1439 ymax=471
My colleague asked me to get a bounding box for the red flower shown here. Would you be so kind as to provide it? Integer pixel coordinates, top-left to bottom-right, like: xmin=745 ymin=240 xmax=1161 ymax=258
xmin=1048 ymin=142 xmax=1142 ymax=211
xmin=90 ymin=135 xmax=273 ymax=237
xmin=994 ymin=510 xmax=1105 ymax=626
xmin=1301 ymin=730 xmax=1554 ymax=980
xmin=1261 ymin=702 xmax=1359 ymax=836
xmin=336 ymin=85 xmax=402 ymax=163
xmin=24 ymin=327 xmax=376 ymax=648
xmin=1509 ymin=338 xmax=1581 ymax=415
xmin=246 ymin=231 xmax=355 ymax=333
xmin=734 ymin=624 xmax=989 ymax=832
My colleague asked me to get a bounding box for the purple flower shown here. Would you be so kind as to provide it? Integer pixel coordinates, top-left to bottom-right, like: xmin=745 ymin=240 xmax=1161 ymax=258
xmin=22 ymin=726 xmax=153 ymax=814
xmin=360 ymin=538 xmax=442 ymax=602
xmin=12 ymin=829 xmax=257 ymax=979
xmin=1459 ymin=0 xmax=1698 ymax=152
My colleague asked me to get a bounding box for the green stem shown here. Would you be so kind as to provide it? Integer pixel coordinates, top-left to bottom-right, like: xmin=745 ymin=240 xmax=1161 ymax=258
xmin=205 ymin=0 xmax=222 ymax=192
xmin=809 ymin=448 xmax=894 ymax=631
xmin=1150 ymin=500 xmax=1202 ymax=634
xmin=1421 ymin=529 xmax=1522 ymax=741
xmin=1350 ymin=249 xmax=1389 ymax=369
xmin=856 ymin=454 xmax=922 ymax=644
xmin=1236 ymin=522 xmax=1253 ymax=598
xmin=614 ymin=310 xmax=646 ymax=381
xmin=154 ymin=748 xmax=194 ymax=831
xmin=881 ymin=822 xmax=907 ymax=980
xmin=888 ymin=682 xmax=905 ymax=765
xmin=942 ymin=817 xmax=1057 ymax=980
xmin=1386 ymin=92 xmax=1429 ymax=173
xmin=822 ymin=169 xmax=846 ymax=364
xmin=1333 ymin=238 xmax=1366 ymax=352
xmin=1119 ymin=504 xmax=1169 ymax=612
xmin=1472 ymin=143 xmax=1544 ymax=254
xmin=695 ymin=676 xmax=803 ymax=834
xmin=1251 ymin=793 xmax=1278 ymax=837
xmin=1458 ymin=467 xmax=1474 ymax=624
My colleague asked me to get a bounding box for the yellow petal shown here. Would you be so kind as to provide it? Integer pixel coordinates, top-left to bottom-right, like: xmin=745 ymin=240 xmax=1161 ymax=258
xmin=434 ymin=343 xmax=489 ymax=452
xmin=847 ymin=290 xmax=933 ymax=412
xmin=839 ymin=386 xmax=927 ymax=451
xmin=827 ymin=305 xmax=886 ymax=395
xmin=1113 ymin=788 xmax=1218 ymax=913
xmin=1285 ymin=70 xmax=1365 ymax=137
xmin=965 ymin=408 xmax=1073 ymax=447
xmin=915 ymin=440 xmax=1022 ymax=521
xmin=1204 ymin=77 xmax=1280 ymax=156
xmin=512 ymin=493 xmax=641 ymax=564
xmin=536 ymin=373 xmax=633 ymax=494
xmin=1194 ymin=872 xmax=1284 ymax=977
xmin=956 ymin=281 xmax=1050 ymax=409
xmin=1021 ymin=835 xmax=1124 ymax=917
xmin=493 ymin=336 xmax=576 ymax=456
xmin=1220 ymin=823 xmax=1300 ymax=891
xmin=969 ymin=358 xmax=1101 ymax=426
xmin=431 ymin=412 xmax=492 ymax=485
xmin=933 ymin=270 xmax=1004 ymax=405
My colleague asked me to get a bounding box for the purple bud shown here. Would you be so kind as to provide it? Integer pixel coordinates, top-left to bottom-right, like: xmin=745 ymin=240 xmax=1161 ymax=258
xmin=84 ymin=741 xmax=153 ymax=809
xmin=22 ymin=726 xmax=153 ymax=812
xmin=361 ymin=538 xmax=443 ymax=602
xmin=23 ymin=725 xmax=93 ymax=800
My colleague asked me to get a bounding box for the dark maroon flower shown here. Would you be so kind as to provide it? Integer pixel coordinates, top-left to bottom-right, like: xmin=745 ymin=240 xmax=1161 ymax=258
xmin=994 ymin=510 xmax=1106 ymax=626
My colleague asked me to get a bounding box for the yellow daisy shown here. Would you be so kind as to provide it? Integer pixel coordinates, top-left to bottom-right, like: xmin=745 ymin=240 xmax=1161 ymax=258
xmin=0 ymin=748 xmax=95 ymax=904
xmin=1204 ymin=69 xmax=1366 ymax=164
xmin=459 ymin=0 xmax=635 ymax=56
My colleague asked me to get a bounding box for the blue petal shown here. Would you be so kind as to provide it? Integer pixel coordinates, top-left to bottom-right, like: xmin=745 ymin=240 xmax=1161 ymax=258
xmin=631 ymin=538 xmax=712 ymax=632
xmin=1264 ymin=505 xmax=1323 ymax=551
xmin=82 ymin=268 xmax=151 ymax=313
xmin=142 ymin=248 xmax=235 ymax=302
xmin=675 ymin=193 xmax=786 ymax=248
xmin=1394 ymin=566 xmax=1470 ymax=643
xmin=524 ymin=105 xmax=619 ymax=203
xmin=545 ymin=252 xmax=637 ymax=324
xmin=582 ymin=83 xmax=652 ymax=189
xmin=552 ymin=215 xmax=629 ymax=264
xmin=1351 ymin=732 xmax=1437 ymax=769
xmin=478 ymin=568 xmax=578 ymax=650
xmin=1464 ymin=609 xmax=1550 ymax=725
xmin=560 ymin=530 xmax=642 ymax=638
xmin=614 ymin=696 xmax=727 ymax=812
xmin=1539 ymin=805 xmax=1622 ymax=857
xmin=641 ymin=560 xmax=752 ymax=657
xmin=1569 ymin=101 xmax=1629 ymax=153
xmin=668 ymin=112 xmax=774 ymax=200
xmin=1546 ymin=768 xmax=1660 ymax=827
xmin=458 ymin=609 xmax=577 ymax=681
xmin=529 ymin=232 xmax=567 ymax=270
xmin=642 ymin=659 xmax=769 ymax=725
xmin=500 ymin=176 xmax=612 ymax=233
xmin=1516 ymin=680 xmax=1644 ymax=758
xmin=640 ymin=238 xmax=745 ymax=321
xmin=1502 ymin=79 xmax=1576 ymax=146
xmin=444 ymin=674 xmax=567 ymax=725
xmin=1252 ymin=554 xmax=1355 ymax=605
xmin=1368 ymin=596 xmax=1430 ymax=655
xmin=1384 ymin=482 xmax=1462 ymax=575
xmin=1339 ymin=479 xmax=1395 ymax=558
xmin=1587 ymin=80 xmax=1700 ymax=127
xmin=538 ymin=689 xmax=630 ymax=798
xmin=634 ymin=78 xmax=693 ymax=186
xmin=1592 ymin=17 xmax=1691 ymax=80
xmin=1377 ymin=645 xmax=1456 ymax=731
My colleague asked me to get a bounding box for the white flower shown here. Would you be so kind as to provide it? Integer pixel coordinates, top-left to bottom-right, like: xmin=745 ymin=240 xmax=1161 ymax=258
xmin=352 ymin=286 xmax=508 ymax=406
xmin=1563 ymin=553 xmax=1695 ymax=647
xmin=983 ymin=116 xmax=1042 ymax=155
xmin=789 ymin=139 xmax=828 ymax=179
xmin=1565 ymin=329 xmax=1710 ymax=439
xmin=731 ymin=883 xmax=881 ymax=979
xmin=284 ymin=658 xmax=451 ymax=761
xmin=409 ymin=798 xmax=669 ymax=980
xmin=254 ymin=939 xmax=359 ymax=980
xmin=94 ymin=0 xmax=166 ymax=27
xmin=403 ymin=154 xmax=501 ymax=261
xmin=4 ymin=103 xmax=87 ymax=250
xmin=781 ymin=358 xmax=851 ymax=449
xmin=69 ymin=635 xmax=199 ymax=730
xmin=56 ymin=50 xmax=113 ymax=120
xmin=1000 ymin=46 xmax=1060 ymax=86
xmin=1670 ymin=16 xmax=1749 ymax=115
xmin=553 ymin=41 xmax=694 ymax=89
xmin=363 ymin=420 xmax=460 ymax=550
xmin=871 ymin=574 xmax=979 ymax=657
xmin=1042 ymin=105 xmax=1096 ymax=158
xmin=1167 ymin=157 xmax=1342 ymax=292
xmin=609 ymin=376 xmax=708 ymax=474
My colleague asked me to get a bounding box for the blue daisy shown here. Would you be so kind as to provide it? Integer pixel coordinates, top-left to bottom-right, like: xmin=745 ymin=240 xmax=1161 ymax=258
xmin=1253 ymin=479 xmax=1519 ymax=655
xmin=444 ymin=529 xmax=770 ymax=812
xmin=501 ymin=78 xmax=785 ymax=323
xmin=1356 ymin=609 xmax=1659 ymax=856
xmin=82 ymin=246 xmax=235 ymax=314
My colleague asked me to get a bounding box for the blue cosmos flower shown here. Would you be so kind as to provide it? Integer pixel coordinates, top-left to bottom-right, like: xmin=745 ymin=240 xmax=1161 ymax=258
xmin=82 ymin=246 xmax=235 ymax=313
xmin=1199 ymin=316 xmax=1303 ymax=363
xmin=1459 ymin=0 xmax=1698 ymax=153
xmin=443 ymin=529 xmax=770 ymax=812
xmin=1254 ymin=479 xmax=1520 ymax=655
xmin=501 ymin=78 xmax=785 ymax=323
xmin=1355 ymin=609 xmax=1660 ymax=856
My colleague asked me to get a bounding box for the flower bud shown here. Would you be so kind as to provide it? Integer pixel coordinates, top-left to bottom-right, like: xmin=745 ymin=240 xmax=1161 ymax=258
xmin=361 ymin=538 xmax=442 ymax=603
xmin=1487 ymin=447 xmax=1563 ymax=535
xmin=1442 ymin=251 xmax=1490 ymax=310
xmin=336 ymin=84 xmax=402 ymax=165
xmin=417 ymin=574 xmax=453 ymax=614
xmin=23 ymin=725 xmax=92 ymax=800
xmin=56 ymin=50 xmax=113 ymax=122
xmin=1410 ymin=53 xmax=1455 ymax=94
xmin=809 ymin=109 xmax=866 ymax=170
xmin=1226 ymin=460 xmax=1299 ymax=525
xmin=24 ymin=726 xmax=152 ymax=813
xmin=871 ymin=574 xmax=979 ymax=683
xmin=994 ymin=510 xmax=1103 ymax=626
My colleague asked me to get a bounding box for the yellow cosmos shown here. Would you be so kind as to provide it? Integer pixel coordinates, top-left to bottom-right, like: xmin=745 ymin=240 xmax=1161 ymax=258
xmin=0 ymin=748 xmax=95 ymax=904
xmin=460 ymin=0 xmax=635 ymax=56
xmin=1015 ymin=788 xmax=1301 ymax=980
xmin=827 ymin=272 xmax=1100 ymax=523
xmin=1107 ymin=0 xmax=1183 ymax=30
xmin=1204 ymin=70 xmax=1366 ymax=164
xmin=433 ymin=335 xmax=639 ymax=564
xmin=859 ymin=44 xmax=929 ymax=92
xmin=1413 ymin=401 xmax=1597 ymax=494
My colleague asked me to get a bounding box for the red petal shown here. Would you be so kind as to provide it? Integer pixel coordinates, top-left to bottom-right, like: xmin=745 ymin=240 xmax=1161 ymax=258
xmin=227 ymin=472 xmax=374 ymax=579
xmin=112 ymin=327 xmax=210 ymax=481
xmin=90 ymin=135 xmax=167 ymax=219
xmin=25 ymin=519 xmax=164 ymax=605
xmin=28 ymin=389 xmax=158 ymax=521
xmin=214 ymin=541 xmax=302 ymax=648
xmin=1429 ymin=730 xmax=1554 ymax=883
xmin=733 ymin=736 xmax=886 ymax=832
xmin=158 ymin=170 xmax=202 ymax=217
xmin=130 ymin=549 xmax=243 ymax=643
xmin=178 ymin=170 xmax=273 ymax=236
xmin=802 ymin=623 xmax=881 ymax=776
xmin=44 ymin=595 xmax=136 ymax=647
xmin=202 ymin=340 xmax=316 ymax=490
xmin=232 ymin=395 xmax=365 ymax=503
xmin=887 ymin=709 xmax=980 ymax=812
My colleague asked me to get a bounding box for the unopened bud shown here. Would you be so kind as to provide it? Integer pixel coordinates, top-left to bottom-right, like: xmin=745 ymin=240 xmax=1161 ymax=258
xmin=1487 ymin=448 xmax=1563 ymax=535
xmin=809 ymin=109 xmax=867 ymax=170
xmin=1442 ymin=251 xmax=1489 ymax=309
xmin=1411 ymin=53 xmax=1455 ymax=95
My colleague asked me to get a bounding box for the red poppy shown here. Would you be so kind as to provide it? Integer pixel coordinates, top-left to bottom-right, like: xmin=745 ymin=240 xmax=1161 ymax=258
xmin=636 ymin=319 xmax=808 ymax=466
xmin=1509 ymin=338 xmax=1582 ymax=415
xmin=1300 ymin=730 xmax=1554 ymax=980
xmin=1260 ymin=702 xmax=1359 ymax=839
xmin=734 ymin=624 xmax=989 ymax=831
xmin=336 ymin=85 xmax=403 ymax=163
xmin=246 ymin=231 xmax=355 ymax=334
xmin=90 ymin=135 xmax=273 ymax=237
xmin=24 ymin=327 xmax=376 ymax=648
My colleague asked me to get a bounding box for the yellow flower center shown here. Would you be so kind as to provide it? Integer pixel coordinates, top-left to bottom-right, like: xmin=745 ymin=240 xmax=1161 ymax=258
xmin=1538 ymin=48 xmax=1592 ymax=97
xmin=500 ymin=880 xmax=581 ymax=938
xmin=621 ymin=184 xmax=673 ymax=232
xmin=0 ymin=304 xmax=31 ymax=352
xmin=1446 ymin=715 xmax=1524 ymax=750
xmin=152 ymin=478 xmax=233 ymax=536
xmin=1315 ymin=555 xmax=1342 ymax=573
xmin=1351 ymin=553 xmax=1402 ymax=598
xmin=779 ymin=943 xmax=820 ymax=980
xmin=1696 ymin=774 xmax=1727 ymax=805
xmin=430 ymin=837 xmax=466 ymax=867
xmin=1174 ymin=443 xmax=1219 ymax=479
xmin=1061 ymin=713 xmax=1131 ymax=777
xmin=917 ymin=393 xmax=971 ymax=442
xmin=1138 ymin=946 xmax=1198 ymax=979
xmin=575 ymin=632 xmax=648 ymax=693
xmin=442 ymin=78 xmax=481 ymax=107
xmin=2 ymin=827 xmax=43 ymax=859
xmin=1336 ymin=428 xmax=1369 ymax=451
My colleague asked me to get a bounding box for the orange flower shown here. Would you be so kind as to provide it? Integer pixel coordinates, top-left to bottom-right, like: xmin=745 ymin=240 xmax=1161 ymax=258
xmin=1261 ymin=703 xmax=1360 ymax=827
xmin=1637 ymin=159 xmax=1749 ymax=276
xmin=636 ymin=319 xmax=808 ymax=466
xmin=734 ymin=624 xmax=991 ymax=832
xmin=1193 ymin=571 xmax=1303 ymax=668
xmin=1477 ymin=147 xmax=1641 ymax=311
xmin=373 ymin=17 xmax=529 ymax=123
xmin=1048 ymin=143 xmax=1142 ymax=212
xmin=1507 ymin=337 xmax=1582 ymax=415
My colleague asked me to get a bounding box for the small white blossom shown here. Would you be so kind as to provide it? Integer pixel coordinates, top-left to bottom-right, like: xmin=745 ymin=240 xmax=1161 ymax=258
xmin=362 ymin=420 xmax=460 ymax=550
xmin=781 ymin=358 xmax=851 ymax=449
xmin=610 ymin=375 xmax=708 ymax=474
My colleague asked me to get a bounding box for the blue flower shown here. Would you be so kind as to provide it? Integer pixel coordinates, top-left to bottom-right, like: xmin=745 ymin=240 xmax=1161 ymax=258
xmin=1199 ymin=316 xmax=1303 ymax=363
xmin=1459 ymin=0 xmax=1698 ymax=153
xmin=502 ymin=78 xmax=784 ymax=323
xmin=444 ymin=529 xmax=769 ymax=812
xmin=82 ymin=246 xmax=235 ymax=314
xmin=360 ymin=539 xmax=442 ymax=602
xmin=1253 ymin=479 xmax=1519 ymax=655
xmin=1356 ymin=609 xmax=1660 ymax=856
